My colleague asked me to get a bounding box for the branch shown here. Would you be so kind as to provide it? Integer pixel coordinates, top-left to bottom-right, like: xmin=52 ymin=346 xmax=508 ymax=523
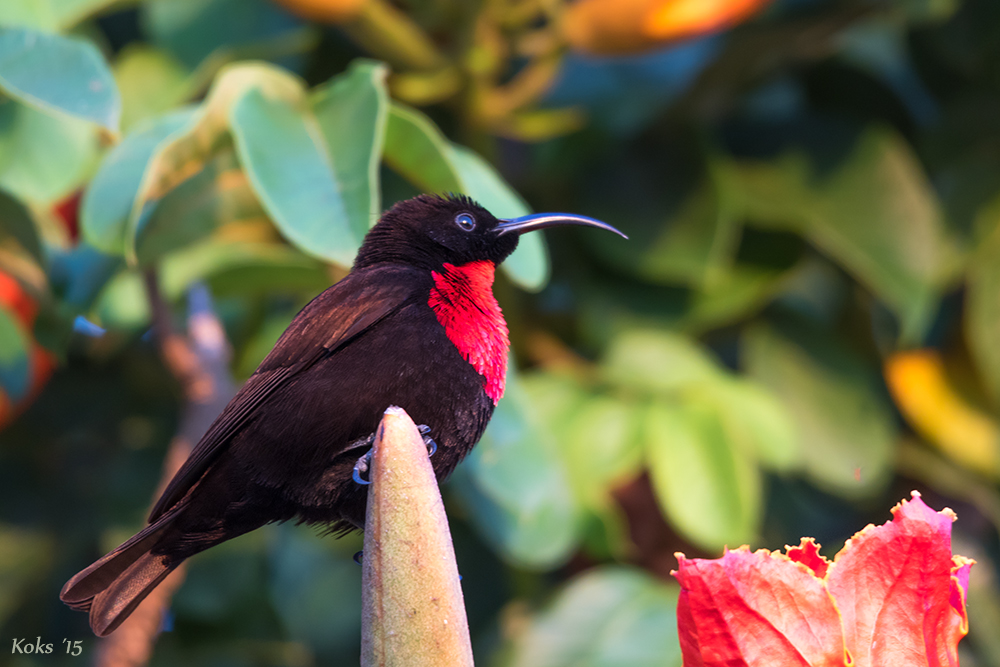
xmin=94 ymin=278 xmax=236 ymax=667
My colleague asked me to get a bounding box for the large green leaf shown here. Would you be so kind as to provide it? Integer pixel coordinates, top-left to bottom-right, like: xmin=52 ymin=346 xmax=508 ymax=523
xmin=699 ymin=379 xmax=800 ymax=472
xmin=556 ymin=394 xmax=643 ymax=508
xmin=231 ymin=89 xmax=355 ymax=266
xmin=383 ymin=102 xmax=549 ymax=290
xmin=509 ymin=567 xmax=681 ymax=667
xmin=743 ymin=322 xmax=896 ymax=497
xmin=451 ymin=364 xmax=580 ymax=569
xmin=134 ymin=147 xmax=268 ymax=266
xmin=230 ymin=61 xmax=389 ymax=266
xmin=311 ymin=59 xmax=388 ymax=242
xmin=0 ymin=27 xmax=119 ymax=131
xmin=124 ymin=62 xmax=303 ymax=262
xmin=645 ymin=400 xmax=761 ymax=551
xmin=720 ymin=129 xmax=960 ymax=341
xmin=603 ymin=329 xmax=721 ymax=393
xmin=0 ymin=0 xmax=117 ymax=32
xmin=0 ymin=99 xmax=99 ymax=204
xmin=81 ymin=109 xmax=194 ymax=254
xmin=0 ymin=305 xmax=30 ymax=401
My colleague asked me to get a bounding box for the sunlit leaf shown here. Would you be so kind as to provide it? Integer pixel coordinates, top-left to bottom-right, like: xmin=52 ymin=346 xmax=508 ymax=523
xmin=603 ymin=329 xmax=721 ymax=393
xmin=311 ymin=59 xmax=388 ymax=241
xmin=645 ymin=400 xmax=761 ymax=551
xmin=124 ymin=62 xmax=303 ymax=261
xmin=0 ymin=99 xmax=99 ymax=204
xmin=510 ymin=567 xmax=681 ymax=667
xmin=0 ymin=27 xmax=119 ymax=131
xmin=81 ymin=109 xmax=194 ymax=254
xmin=231 ymin=90 xmax=357 ymax=266
xmin=743 ymin=322 xmax=895 ymax=497
xmin=134 ymin=147 xmax=269 ymax=266
xmin=700 ymin=379 xmax=800 ymax=472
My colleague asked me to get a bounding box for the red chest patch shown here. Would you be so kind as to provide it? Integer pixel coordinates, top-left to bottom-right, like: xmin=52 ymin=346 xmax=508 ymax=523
xmin=428 ymin=260 xmax=509 ymax=404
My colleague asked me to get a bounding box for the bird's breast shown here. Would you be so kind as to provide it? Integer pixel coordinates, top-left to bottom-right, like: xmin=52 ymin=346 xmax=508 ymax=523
xmin=427 ymin=260 xmax=509 ymax=404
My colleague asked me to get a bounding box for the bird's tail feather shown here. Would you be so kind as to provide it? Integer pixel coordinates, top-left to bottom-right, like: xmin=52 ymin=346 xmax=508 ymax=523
xmin=60 ymin=505 xmax=183 ymax=636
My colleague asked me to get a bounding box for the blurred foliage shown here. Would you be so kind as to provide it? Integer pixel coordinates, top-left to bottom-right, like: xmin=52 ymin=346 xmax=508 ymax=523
xmin=0 ymin=0 xmax=1000 ymax=665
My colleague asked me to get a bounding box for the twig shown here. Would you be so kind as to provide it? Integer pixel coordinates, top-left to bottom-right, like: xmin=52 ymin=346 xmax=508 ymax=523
xmin=93 ymin=276 xmax=236 ymax=667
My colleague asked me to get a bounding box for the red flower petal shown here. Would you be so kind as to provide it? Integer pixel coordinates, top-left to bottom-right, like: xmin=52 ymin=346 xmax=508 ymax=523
xmin=673 ymin=547 xmax=850 ymax=667
xmin=826 ymin=491 xmax=972 ymax=667
xmin=786 ymin=537 xmax=830 ymax=579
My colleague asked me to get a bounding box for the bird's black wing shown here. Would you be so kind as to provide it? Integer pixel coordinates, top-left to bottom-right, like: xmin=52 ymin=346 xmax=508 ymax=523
xmin=148 ymin=265 xmax=425 ymax=522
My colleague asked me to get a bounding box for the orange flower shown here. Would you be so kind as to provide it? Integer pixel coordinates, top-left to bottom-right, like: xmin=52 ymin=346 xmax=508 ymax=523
xmin=673 ymin=492 xmax=973 ymax=667
xmin=563 ymin=0 xmax=773 ymax=56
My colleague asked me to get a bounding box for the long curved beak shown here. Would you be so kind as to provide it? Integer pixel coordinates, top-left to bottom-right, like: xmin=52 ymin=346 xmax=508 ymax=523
xmin=495 ymin=213 xmax=628 ymax=239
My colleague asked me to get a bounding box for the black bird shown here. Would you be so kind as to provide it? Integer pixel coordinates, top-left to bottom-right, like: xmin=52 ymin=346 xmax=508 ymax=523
xmin=60 ymin=194 xmax=625 ymax=636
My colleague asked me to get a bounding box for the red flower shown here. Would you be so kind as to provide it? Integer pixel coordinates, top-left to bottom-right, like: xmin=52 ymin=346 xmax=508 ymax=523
xmin=673 ymin=492 xmax=973 ymax=667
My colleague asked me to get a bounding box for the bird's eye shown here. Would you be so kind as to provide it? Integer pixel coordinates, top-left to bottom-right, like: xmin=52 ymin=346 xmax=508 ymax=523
xmin=455 ymin=213 xmax=476 ymax=231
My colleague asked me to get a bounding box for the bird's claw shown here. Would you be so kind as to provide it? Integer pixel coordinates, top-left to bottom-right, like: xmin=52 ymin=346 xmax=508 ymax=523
xmin=352 ymin=451 xmax=372 ymax=485
xmin=417 ymin=424 xmax=437 ymax=457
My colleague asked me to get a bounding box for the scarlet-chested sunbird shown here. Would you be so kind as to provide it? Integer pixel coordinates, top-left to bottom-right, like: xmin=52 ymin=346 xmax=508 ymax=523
xmin=61 ymin=194 xmax=625 ymax=636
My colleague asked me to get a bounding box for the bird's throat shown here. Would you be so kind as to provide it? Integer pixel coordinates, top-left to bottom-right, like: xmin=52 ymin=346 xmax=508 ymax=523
xmin=428 ymin=260 xmax=509 ymax=404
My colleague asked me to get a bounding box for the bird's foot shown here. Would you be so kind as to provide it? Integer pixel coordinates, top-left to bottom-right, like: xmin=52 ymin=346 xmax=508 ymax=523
xmin=417 ymin=424 xmax=438 ymax=457
xmin=351 ymin=425 xmax=437 ymax=486
xmin=352 ymin=451 xmax=372 ymax=485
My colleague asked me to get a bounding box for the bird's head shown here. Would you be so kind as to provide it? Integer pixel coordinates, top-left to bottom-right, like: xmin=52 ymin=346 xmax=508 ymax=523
xmin=354 ymin=194 xmax=626 ymax=272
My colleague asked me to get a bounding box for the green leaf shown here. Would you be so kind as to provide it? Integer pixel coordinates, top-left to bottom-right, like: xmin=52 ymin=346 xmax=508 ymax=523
xmin=700 ymin=379 xmax=800 ymax=472
xmin=135 ymin=147 xmax=268 ymax=265
xmin=114 ymin=45 xmax=191 ymax=132
xmin=967 ymin=217 xmax=1000 ymax=405
xmin=0 ymin=27 xmax=119 ymax=131
xmin=311 ymin=59 xmax=388 ymax=242
xmin=645 ymin=400 xmax=761 ymax=551
xmin=509 ymin=567 xmax=681 ymax=667
xmin=639 ymin=182 xmax=740 ymax=288
xmin=231 ymin=89 xmax=357 ymax=266
xmin=0 ymin=305 xmax=30 ymax=401
xmin=719 ymin=129 xmax=961 ymax=342
xmin=0 ymin=0 xmax=118 ymax=32
xmin=124 ymin=62 xmax=303 ymax=262
xmin=383 ymin=102 xmax=549 ymax=290
xmin=81 ymin=109 xmax=194 ymax=255
xmin=0 ymin=98 xmax=99 ymax=204
xmin=451 ymin=364 xmax=580 ymax=569
xmin=743 ymin=322 xmax=896 ymax=497
xmin=603 ymin=329 xmax=721 ymax=393
xmin=556 ymin=395 xmax=643 ymax=507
